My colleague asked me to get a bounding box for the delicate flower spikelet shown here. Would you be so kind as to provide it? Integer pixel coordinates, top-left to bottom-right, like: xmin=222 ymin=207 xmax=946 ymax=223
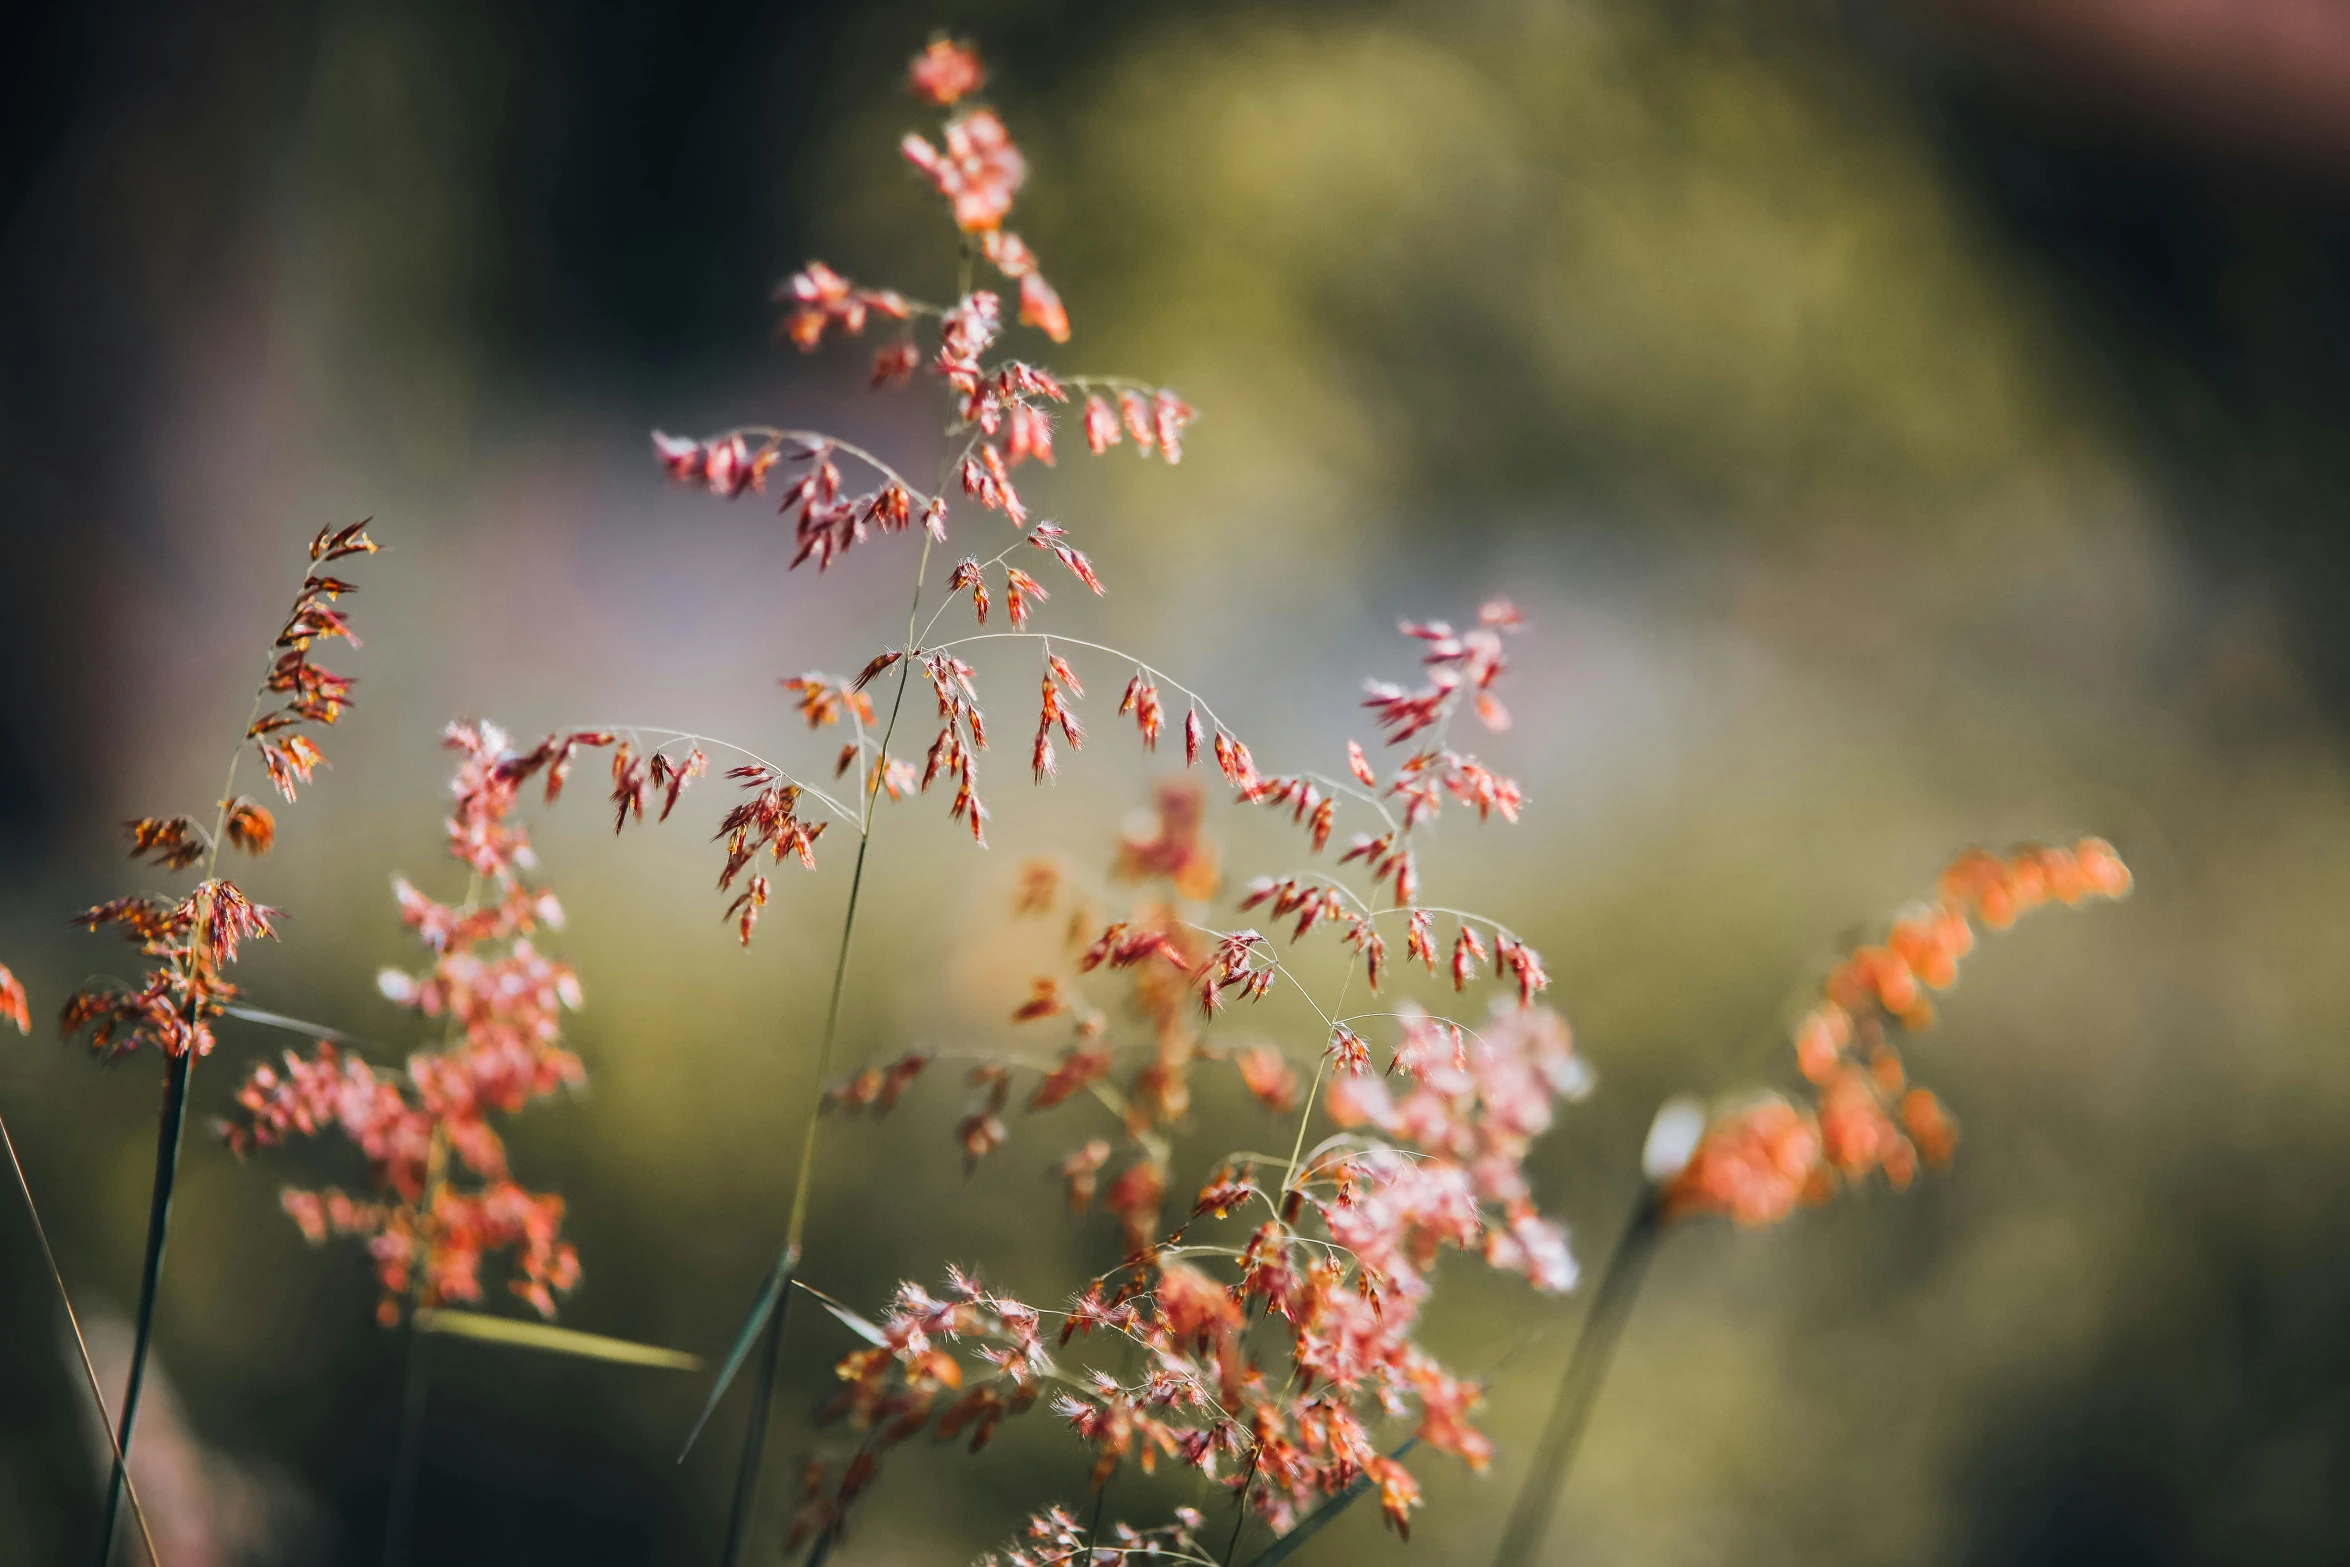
xmin=65 ymin=528 xmax=377 ymax=1060
xmin=1115 ymin=783 xmax=1221 ymax=902
xmin=226 ymin=722 xmax=587 ymax=1324
xmin=254 ymin=522 xmax=379 ymax=801
xmin=824 ymin=1050 xmax=932 ymax=1117
xmin=1363 ymin=600 xmax=1520 ymax=746
xmin=907 ymin=38 xmax=985 ymax=107
xmin=1236 ymin=1046 xmax=1298 ymax=1113
xmin=124 ymin=816 xmax=207 ymax=871
xmin=0 ymin=963 xmax=27 ymax=1034
xmin=904 ymin=109 xmax=1026 ymax=234
xmin=774 ymin=262 xmax=911 ymax=352
xmin=221 ymin=797 xmax=277 ymax=855
xmin=1674 ymin=837 xmax=2131 ymax=1227
xmin=650 ymin=427 xmax=925 ymax=573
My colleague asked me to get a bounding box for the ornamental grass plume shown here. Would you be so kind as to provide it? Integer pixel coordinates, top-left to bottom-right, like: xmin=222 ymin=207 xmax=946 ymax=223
xmin=513 ymin=33 xmax=1585 ymax=1563
xmin=1487 ymin=838 xmax=2135 ymax=1567
xmin=222 ymin=720 xmax=590 ymax=1329
xmin=59 ymin=520 xmax=378 ymax=1567
xmin=1659 ymin=837 xmax=2132 ymax=1229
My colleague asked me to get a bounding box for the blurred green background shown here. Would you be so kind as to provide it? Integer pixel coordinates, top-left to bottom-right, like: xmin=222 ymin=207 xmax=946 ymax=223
xmin=6 ymin=1 xmax=2350 ymax=1563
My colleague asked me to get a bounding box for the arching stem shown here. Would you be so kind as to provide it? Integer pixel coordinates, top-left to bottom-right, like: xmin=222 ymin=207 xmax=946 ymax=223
xmin=1488 ymin=1192 xmax=1665 ymax=1567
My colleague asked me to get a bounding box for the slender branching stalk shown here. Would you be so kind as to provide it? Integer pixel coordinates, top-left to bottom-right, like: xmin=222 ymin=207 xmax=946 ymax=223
xmin=1488 ymin=1190 xmax=1665 ymax=1567
xmin=713 ymin=246 xmax=971 ymax=1567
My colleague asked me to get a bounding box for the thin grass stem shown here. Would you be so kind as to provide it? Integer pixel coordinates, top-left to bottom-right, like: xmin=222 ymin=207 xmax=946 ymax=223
xmin=720 ymin=1299 xmax=789 ymax=1567
xmin=95 ymin=1053 xmax=191 ymax=1567
xmin=1488 ymin=1191 xmax=1665 ymax=1567
xmin=381 ymin=1324 xmax=431 ymax=1567
xmin=710 ymin=243 xmax=970 ymax=1567
xmin=96 ymin=633 xmax=278 ymax=1567
xmin=380 ymin=874 xmax=472 ymax=1567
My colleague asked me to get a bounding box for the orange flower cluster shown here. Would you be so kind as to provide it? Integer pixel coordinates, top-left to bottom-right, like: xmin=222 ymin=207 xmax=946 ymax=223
xmin=1325 ymin=1003 xmax=1589 ymax=1290
xmin=823 ymin=1050 xmax=931 ymax=1116
xmin=1031 ymin=658 xmax=1084 ymax=782
xmin=907 ymin=38 xmax=984 ymax=107
xmin=712 ymin=768 xmax=826 ymax=942
xmin=1081 ymin=387 xmax=1194 ymax=462
xmin=756 ymin=614 xmax=1558 ymax=1561
xmin=1659 ymin=1097 xmax=1824 ymax=1227
xmin=775 ymin=261 xmax=909 ymax=352
xmin=251 ymin=521 xmax=378 ymax=800
xmin=918 ymin=651 xmax=992 ymax=846
xmin=276 ymin=1182 xmax=575 ymax=1327
xmin=1363 ymin=601 xmax=1520 ymax=744
xmin=1117 ymin=620 xmax=1537 ymax=1016
xmin=650 ymin=430 xmax=937 ymax=574
xmin=1113 ymin=781 xmax=1222 ymax=899
xmin=813 ymin=1058 xmax=1582 ymax=1547
xmin=904 ymin=108 xmax=1025 ymax=235
xmin=63 ymin=529 xmax=378 ymax=1060
xmin=993 ymin=1002 xmax=1584 ymax=1538
xmin=895 ymin=63 xmax=1072 ymax=343
xmin=811 ymin=786 xmax=1234 ymax=1256
xmin=1664 ymin=838 xmax=2132 ymax=1225
xmin=64 ymin=884 xmax=275 ymax=1060
xmin=0 ymin=962 xmax=27 ymax=1034
xmin=225 ymin=722 xmax=588 ymax=1324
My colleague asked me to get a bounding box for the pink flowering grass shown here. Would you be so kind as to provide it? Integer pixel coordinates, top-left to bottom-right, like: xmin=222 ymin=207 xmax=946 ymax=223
xmin=536 ymin=35 xmax=2133 ymax=1567
xmin=0 ymin=30 xmax=2147 ymax=1567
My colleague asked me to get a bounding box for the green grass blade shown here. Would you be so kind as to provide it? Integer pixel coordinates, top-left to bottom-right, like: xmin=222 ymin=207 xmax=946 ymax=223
xmin=413 ymin=1308 xmax=701 ymax=1369
xmin=222 ymin=1003 xmax=374 ymax=1046
xmin=1244 ymin=1437 xmax=1420 ymax=1567
xmin=677 ymin=1244 xmax=799 ymax=1462
xmin=817 ymin=1300 xmax=886 ymax=1346
xmin=792 ymin=1278 xmax=887 ymax=1346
